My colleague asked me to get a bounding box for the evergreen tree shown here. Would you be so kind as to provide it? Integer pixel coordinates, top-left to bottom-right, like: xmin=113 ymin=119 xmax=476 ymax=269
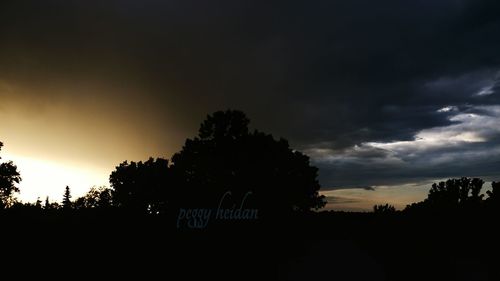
xmin=62 ymin=186 xmax=72 ymax=210
xmin=44 ymin=196 xmax=50 ymax=209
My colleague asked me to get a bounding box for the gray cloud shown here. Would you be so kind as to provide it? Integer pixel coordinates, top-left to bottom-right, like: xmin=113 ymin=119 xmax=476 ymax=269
xmin=314 ymin=105 xmax=500 ymax=188
xmin=325 ymin=196 xmax=360 ymax=205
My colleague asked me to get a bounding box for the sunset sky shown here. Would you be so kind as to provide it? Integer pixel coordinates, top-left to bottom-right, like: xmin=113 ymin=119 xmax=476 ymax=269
xmin=1 ymin=1 xmax=500 ymax=210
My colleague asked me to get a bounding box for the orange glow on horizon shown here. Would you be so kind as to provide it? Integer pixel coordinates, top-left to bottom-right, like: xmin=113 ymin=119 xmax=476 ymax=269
xmin=2 ymin=152 xmax=108 ymax=203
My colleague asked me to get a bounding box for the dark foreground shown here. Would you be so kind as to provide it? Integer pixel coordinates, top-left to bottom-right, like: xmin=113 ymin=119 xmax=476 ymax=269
xmin=2 ymin=210 xmax=499 ymax=281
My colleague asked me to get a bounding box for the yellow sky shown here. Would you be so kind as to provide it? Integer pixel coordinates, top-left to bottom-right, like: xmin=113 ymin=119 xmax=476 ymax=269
xmin=0 ymin=79 xmax=180 ymax=202
xmin=320 ymin=184 xmax=430 ymax=212
xmin=321 ymin=181 xmax=495 ymax=212
xmin=2 ymin=151 xmax=108 ymax=202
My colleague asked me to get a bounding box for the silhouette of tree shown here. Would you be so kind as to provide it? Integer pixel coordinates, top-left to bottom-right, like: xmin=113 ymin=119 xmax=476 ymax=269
xmin=44 ymin=196 xmax=50 ymax=209
xmin=170 ymin=110 xmax=325 ymax=216
xmin=485 ymin=181 xmax=500 ymax=212
xmin=402 ymin=177 xmax=488 ymax=214
xmin=468 ymin=178 xmax=485 ymax=206
xmin=10 ymin=201 xmax=42 ymax=212
xmin=427 ymin=177 xmax=484 ymax=210
xmin=43 ymin=197 xmax=60 ymax=210
xmin=0 ymin=142 xmax=22 ymax=208
xmin=428 ymin=180 xmax=459 ymax=208
xmin=35 ymin=197 xmax=42 ymax=209
xmin=404 ymin=201 xmax=428 ymax=213
xmin=74 ymin=186 xmax=113 ymax=209
xmin=486 ymin=181 xmax=500 ymax=202
xmin=62 ymin=186 xmax=72 ymax=210
xmin=74 ymin=197 xmax=85 ymax=209
xmin=109 ymin=158 xmax=169 ymax=214
xmin=374 ymin=204 xmax=396 ymax=214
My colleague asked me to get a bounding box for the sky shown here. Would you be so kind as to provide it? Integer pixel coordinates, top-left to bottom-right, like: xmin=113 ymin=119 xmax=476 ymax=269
xmin=1 ymin=1 xmax=500 ymax=210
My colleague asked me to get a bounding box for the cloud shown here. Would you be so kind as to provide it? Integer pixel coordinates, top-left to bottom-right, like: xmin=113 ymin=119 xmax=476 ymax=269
xmin=437 ymin=106 xmax=458 ymax=113
xmin=476 ymin=85 xmax=495 ymax=96
xmin=314 ymin=105 xmax=500 ymax=188
xmin=475 ymin=72 xmax=500 ymax=96
xmin=325 ymin=196 xmax=360 ymax=205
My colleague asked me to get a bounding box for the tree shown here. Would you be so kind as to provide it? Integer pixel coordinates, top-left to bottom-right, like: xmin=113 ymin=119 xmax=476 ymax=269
xmin=0 ymin=142 xmax=22 ymax=208
xmin=109 ymin=158 xmax=169 ymax=214
xmin=170 ymin=110 xmax=325 ymax=216
xmin=468 ymin=178 xmax=485 ymax=205
xmin=402 ymin=177 xmax=488 ymax=214
xmin=44 ymin=196 xmax=50 ymax=209
xmin=35 ymin=197 xmax=42 ymax=209
xmin=74 ymin=186 xmax=113 ymax=209
xmin=374 ymin=204 xmax=396 ymax=214
xmin=486 ymin=181 xmax=500 ymax=202
xmin=485 ymin=181 xmax=500 ymax=211
xmin=427 ymin=177 xmax=484 ymax=210
xmin=62 ymin=186 xmax=72 ymax=210
xmin=43 ymin=196 xmax=60 ymax=210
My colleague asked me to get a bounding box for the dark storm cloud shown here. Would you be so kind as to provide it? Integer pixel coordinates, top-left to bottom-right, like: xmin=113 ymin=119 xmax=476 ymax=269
xmin=2 ymin=0 xmax=500 ymax=189
xmin=325 ymin=196 xmax=360 ymax=205
xmin=313 ymin=106 xmax=500 ymax=188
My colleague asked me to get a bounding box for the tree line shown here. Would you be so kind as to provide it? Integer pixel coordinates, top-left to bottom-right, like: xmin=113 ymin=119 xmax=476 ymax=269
xmin=0 ymin=110 xmax=325 ymax=218
xmin=374 ymin=177 xmax=500 ymax=214
xmin=2 ymin=110 xmax=499 ymax=218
